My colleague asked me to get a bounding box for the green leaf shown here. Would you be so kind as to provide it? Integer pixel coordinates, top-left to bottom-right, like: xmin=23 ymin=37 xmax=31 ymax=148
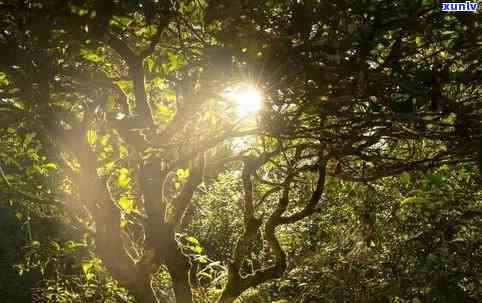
xmin=167 ymin=51 xmax=179 ymax=70
xmin=190 ymin=245 xmax=203 ymax=254
xmin=415 ymin=36 xmax=423 ymax=46
xmin=86 ymin=130 xmax=97 ymax=145
xmin=50 ymin=240 xmax=61 ymax=251
xmin=99 ymin=134 xmax=110 ymax=146
xmin=15 ymin=264 xmax=25 ymax=276
xmin=0 ymin=72 xmax=9 ymax=85
xmin=117 ymin=168 xmax=130 ymax=188
xmin=118 ymin=197 xmax=134 ymax=212
xmin=194 ymin=256 xmax=209 ymax=264
xmin=402 ymin=197 xmax=427 ymax=206
xmin=80 ymin=49 xmax=104 ymax=63
xmin=119 ymin=144 xmax=128 ymax=158
xmin=81 ymin=261 xmax=93 ymax=280
xmin=155 ymin=104 xmax=174 ymax=122
xmin=65 ymin=240 xmax=85 ymax=251
xmin=176 ymin=168 xmax=190 ymax=180
xmin=152 ymin=77 xmax=163 ymax=88
xmin=44 ymin=163 xmax=58 ymax=170
xmin=145 ymin=57 xmax=155 ymax=72
xmin=185 ymin=236 xmax=200 ymax=246
xmin=427 ymin=174 xmax=445 ymax=187
xmin=160 ymin=89 xmax=176 ymax=101
xmin=400 ymin=172 xmax=411 ymax=185
xmin=111 ymin=15 xmax=132 ymax=28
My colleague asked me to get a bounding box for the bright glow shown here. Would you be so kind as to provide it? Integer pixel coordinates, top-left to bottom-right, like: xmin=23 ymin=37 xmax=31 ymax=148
xmin=225 ymin=85 xmax=263 ymax=116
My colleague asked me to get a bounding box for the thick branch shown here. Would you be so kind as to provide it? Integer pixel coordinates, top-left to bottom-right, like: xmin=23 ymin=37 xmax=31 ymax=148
xmin=140 ymin=158 xmax=165 ymax=227
xmin=172 ymin=158 xmax=204 ymax=226
xmin=217 ymin=159 xmax=263 ymax=303
xmin=279 ymin=163 xmax=326 ymax=224
xmin=73 ymin=139 xmax=140 ymax=294
xmin=103 ymin=34 xmax=153 ymax=124
xmin=172 ymin=129 xmax=259 ymax=166
xmin=218 ymin=160 xmax=327 ymax=303
xmin=332 ymin=155 xmax=463 ymax=182
xmin=103 ymin=34 xmax=138 ymax=65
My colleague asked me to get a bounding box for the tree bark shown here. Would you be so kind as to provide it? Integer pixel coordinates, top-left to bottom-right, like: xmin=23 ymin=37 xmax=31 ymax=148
xmin=130 ymin=274 xmax=164 ymax=303
xmin=150 ymin=224 xmax=194 ymax=303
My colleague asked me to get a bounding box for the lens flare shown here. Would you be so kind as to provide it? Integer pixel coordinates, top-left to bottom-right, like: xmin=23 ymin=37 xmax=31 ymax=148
xmin=224 ymin=85 xmax=263 ymax=116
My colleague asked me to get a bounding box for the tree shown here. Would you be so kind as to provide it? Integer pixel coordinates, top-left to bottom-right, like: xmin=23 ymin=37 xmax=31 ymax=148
xmin=0 ymin=0 xmax=480 ymax=302
xmin=260 ymin=166 xmax=481 ymax=302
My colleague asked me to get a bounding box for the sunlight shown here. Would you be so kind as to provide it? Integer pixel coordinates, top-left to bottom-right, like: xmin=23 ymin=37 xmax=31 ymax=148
xmin=224 ymin=84 xmax=263 ymax=116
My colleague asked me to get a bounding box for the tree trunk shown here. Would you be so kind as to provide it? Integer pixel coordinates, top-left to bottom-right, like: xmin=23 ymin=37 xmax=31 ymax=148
xmin=170 ymin=271 xmax=193 ymax=303
xmin=129 ymin=275 xmax=166 ymax=303
xmin=148 ymin=224 xmax=193 ymax=303
xmin=217 ymin=285 xmax=241 ymax=303
xmin=164 ymin=237 xmax=193 ymax=303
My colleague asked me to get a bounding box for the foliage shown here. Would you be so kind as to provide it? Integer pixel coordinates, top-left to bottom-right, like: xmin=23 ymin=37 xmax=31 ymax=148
xmin=0 ymin=0 xmax=480 ymax=303
xmin=261 ymin=165 xmax=481 ymax=302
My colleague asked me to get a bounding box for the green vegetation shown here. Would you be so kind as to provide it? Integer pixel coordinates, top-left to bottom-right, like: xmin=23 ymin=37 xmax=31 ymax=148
xmin=0 ymin=1 xmax=480 ymax=302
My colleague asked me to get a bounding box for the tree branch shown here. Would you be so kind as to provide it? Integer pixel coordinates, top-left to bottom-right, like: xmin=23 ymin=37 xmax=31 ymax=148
xmin=172 ymin=157 xmax=204 ymax=226
xmin=280 ymin=163 xmax=326 ymax=224
xmin=103 ymin=34 xmax=153 ymax=124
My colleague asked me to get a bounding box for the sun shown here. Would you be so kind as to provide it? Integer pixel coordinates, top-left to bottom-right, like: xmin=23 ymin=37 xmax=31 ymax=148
xmin=224 ymin=84 xmax=263 ymax=116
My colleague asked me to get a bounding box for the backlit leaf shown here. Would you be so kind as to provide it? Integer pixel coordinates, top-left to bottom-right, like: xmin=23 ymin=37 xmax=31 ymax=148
xmin=118 ymin=197 xmax=134 ymax=212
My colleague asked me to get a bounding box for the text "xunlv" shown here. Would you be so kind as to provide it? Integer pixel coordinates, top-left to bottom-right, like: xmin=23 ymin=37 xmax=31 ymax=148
xmin=442 ymin=2 xmax=479 ymax=12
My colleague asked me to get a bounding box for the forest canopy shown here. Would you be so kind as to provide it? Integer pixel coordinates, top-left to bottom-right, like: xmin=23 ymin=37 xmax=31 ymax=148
xmin=0 ymin=0 xmax=480 ymax=302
